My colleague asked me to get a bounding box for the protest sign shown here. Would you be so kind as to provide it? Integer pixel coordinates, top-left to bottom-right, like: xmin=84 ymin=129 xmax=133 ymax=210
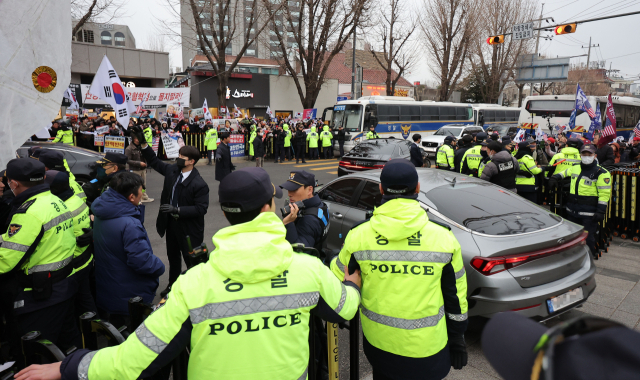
xmin=229 ymin=134 xmax=245 ymax=157
xmin=161 ymin=131 xmax=182 ymax=158
xmin=94 ymin=134 xmax=104 ymax=147
xmin=303 ymin=108 xmax=317 ymax=119
xmin=104 ymin=136 xmax=125 ymax=153
xmin=95 ymin=125 xmax=109 ymax=135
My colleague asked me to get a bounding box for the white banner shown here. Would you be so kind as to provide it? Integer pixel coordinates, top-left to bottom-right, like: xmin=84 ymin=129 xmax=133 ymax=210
xmin=95 ymin=125 xmax=109 ymax=135
xmin=161 ymin=132 xmax=181 ymax=158
xmin=81 ymin=85 xmax=190 ymax=109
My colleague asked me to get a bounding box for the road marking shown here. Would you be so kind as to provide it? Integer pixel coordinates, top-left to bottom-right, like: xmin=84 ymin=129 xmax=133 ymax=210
xmin=293 ymin=161 xmax=339 ymax=168
xmin=281 ymin=159 xmax=335 ymax=165
xmin=310 ymin=166 xmax=337 ymax=171
xmin=326 ymin=171 xmax=338 ymax=175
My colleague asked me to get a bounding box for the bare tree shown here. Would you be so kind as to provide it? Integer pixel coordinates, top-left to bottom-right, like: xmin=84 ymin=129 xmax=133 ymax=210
xmin=262 ymin=0 xmax=370 ymax=109
xmin=467 ymin=0 xmax=535 ymax=104
xmin=367 ymin=0 xmax=416 ymax=96
xmin=144 ymin=34 xmax=169 ymax=52
xmin=534 ymin=82 xmax=554 ymax=95
xmin=420 ymin=0 xmax=480 ymax=102
xmin=71 ymin=0 xmax=127 ymax=38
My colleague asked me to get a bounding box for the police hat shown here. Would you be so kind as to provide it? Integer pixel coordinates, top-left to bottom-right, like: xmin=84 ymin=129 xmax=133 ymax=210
xmin=501 ymin=136 xmax=512 ymax=145
xmin=28 ymin=146 xmax=43 ymax=158
xmin=580 ymin=144 xmax=597 ymax=154
xmin=487 ymin=141 xmax=503 ymax=153
xmin=444 ymin=136 xmax=456 ymax=143
xmin=461 ymin=135 xmax=473 ymax=145
xmin=567 ymin=137 xmax=583 ymax=148
xmin=219 ymin=168 xmax=283 ymax=213
xmin=38 ymin=149 xmax=65 ymax=170
xmin=6 ymin=158 xmax=45 ymax=182
xmin=476 ymin=132 xmax=488 ymax=142
xmin=280 ymin=170 xmax=315 ymax=191
xmin=96 ymin=152 xmax=128 ymax=165
xmin=380 ymin=159 xmax=418 ymax=194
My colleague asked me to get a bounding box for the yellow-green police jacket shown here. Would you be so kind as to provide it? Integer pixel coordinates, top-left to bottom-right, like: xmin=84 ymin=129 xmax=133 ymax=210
xmin=436 ymin=144 xmax=455 ymax=168
xmin=63 ymin=159 xmax=87 ymax=202
xmin=0 ymin=186 xmax=76 ymax=314
xmin=53 ymin=129 xmax=73 ymax=145
xmin=516 ymin=154 xmax=542 ymax=189
xmin=249 ymin=126 xmax=257 ymax=156
xmin=330 ymin=198 xmax=468 ymax=358
xmin=549 ymin=146 xmax=581 ymax=175
xmin=63 ymin=192 xmax=92 ymax=273
xmin=205 ymin=128 xmax=218 ymax=150
xmin=460 ymin=144 xmax=483 ymax=176
xmin=554 ymin=163 xmax=611 ymax=216
xmin=62 ymin=212 xmax=360 ymax=380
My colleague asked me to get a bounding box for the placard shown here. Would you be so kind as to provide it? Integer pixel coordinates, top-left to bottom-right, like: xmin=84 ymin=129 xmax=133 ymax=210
xmin=104 ymin=136 xmax=125 ymax=153
xmin=94 ymin=134 xmax=104 ymax=146
xmin=229 ymin=134 xmax=245 ymax=157
xmin=95 ymin=125 xmax=109 ymax=135
xmin=161 ymin=132 xmax=181 ymax=158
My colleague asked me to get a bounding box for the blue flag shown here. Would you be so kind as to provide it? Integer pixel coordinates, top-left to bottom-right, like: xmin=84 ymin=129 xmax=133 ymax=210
xmin=585 ymin=103 xmax=601 ymax=141
xmin=568 ymin=109 xmax=576 ymax=130
xmin=575 ymin=84 xmax=596 ymax=119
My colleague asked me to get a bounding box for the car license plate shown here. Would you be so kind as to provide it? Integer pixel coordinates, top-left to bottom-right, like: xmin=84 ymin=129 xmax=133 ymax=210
xmin=546 ymin=287 xmax=584 ymax=313
xmin=355 ymin=161 xmax=372 ymax=167
xmin=425 ymin=147 xmax=436 ymax=152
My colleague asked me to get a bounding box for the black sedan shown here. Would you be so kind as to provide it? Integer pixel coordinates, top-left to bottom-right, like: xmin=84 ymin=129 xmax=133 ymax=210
xmin=338 ymin=138 xmax=429 ymax=177
xmin=17 ymin=142 xmax=104 ymax=186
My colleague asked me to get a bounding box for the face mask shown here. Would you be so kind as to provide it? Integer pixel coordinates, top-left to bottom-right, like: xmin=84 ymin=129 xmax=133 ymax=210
xmin=8 ymin=181 xmax=16 ymax=196
xmin=96 ymin=166 xmax=107 ymax=181
xmin=481 ymin=150 xmax=488 ymax=159
xmin=176 ymin=158 xmax=187 ymax=168
xmin=581 ymin=155 xmax=595 ymax=165
xmin=488 ymin=152 xmax=494 ymax=159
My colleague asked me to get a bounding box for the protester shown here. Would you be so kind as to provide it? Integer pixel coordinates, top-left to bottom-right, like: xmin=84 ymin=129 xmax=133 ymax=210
xmin=216 ymin=133 xmax=235 ymax=182
xmin=253 ymin=127 xmax=266 ymax=168
xmin=92 ymin=172 xmax=165 ymax=326
xmin=125 ymin=136 xmax=153 ymax=202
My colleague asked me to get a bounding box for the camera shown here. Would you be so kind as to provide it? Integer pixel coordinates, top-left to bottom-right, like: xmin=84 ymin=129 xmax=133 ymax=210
xmin=280 ymin=199 xmax=305 ymax=217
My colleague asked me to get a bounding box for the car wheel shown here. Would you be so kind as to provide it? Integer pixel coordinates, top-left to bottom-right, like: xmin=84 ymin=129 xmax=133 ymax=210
xmin=74 ymin=175 xmax=92 ymax=187
xmin=423 ymin=157 xmax=432 ymax=168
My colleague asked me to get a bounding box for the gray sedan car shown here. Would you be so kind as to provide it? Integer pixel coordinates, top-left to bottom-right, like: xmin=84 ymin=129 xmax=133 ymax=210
xmin=318 ymin=169 xmax=596 ymax=320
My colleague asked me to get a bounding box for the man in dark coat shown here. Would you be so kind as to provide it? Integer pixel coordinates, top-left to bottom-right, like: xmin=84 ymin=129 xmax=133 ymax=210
xmin=454 ymin=134 xmax=473 ymax=173
xmin=293 ymin=124 xmax=307 ymax=164
xmin=410 ymin=134 xmax=424 ymax=167
xmin=253 ymin=128 xmax=266 ymax=167
xmin=133 ymin=126 xmax=210 ymax=296
xmin=335 ymin=124 xmax=346 ymax=159
xmin=92 ymin=172 xmax=165 ymax=326
xmin=216 ymin=133 xmax=235 ymax=182
xmin=594 ymin=134 xmax=615 ymax=165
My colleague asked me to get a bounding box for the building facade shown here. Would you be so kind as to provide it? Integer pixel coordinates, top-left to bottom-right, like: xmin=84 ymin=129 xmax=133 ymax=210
xmin=73 ymin=21 xmax=136 ymax=48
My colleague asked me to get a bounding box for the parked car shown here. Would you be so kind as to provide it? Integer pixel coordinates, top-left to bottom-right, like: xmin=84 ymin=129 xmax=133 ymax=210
xmin=338 ymin=138 xmax=429 ymax=177
xmin=17 ymin=142 xmax=104 ymax=186
xmin=484 ymin=123 xmax=519 ymax=137
xmin=421 ymin=125 xmax=484 ymax=157
xmin=318 ymin=169 xmax=596 ymax=320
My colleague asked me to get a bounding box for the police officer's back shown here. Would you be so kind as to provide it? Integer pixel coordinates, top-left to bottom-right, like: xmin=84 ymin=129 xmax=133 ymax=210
xmin=515 ymin=140 xmax=543 ymax=203
xmin=548 ymin=137 xmax=582 ymax=176
xmin=331 ymin=159 xmax=468 ymax=380
xmin=453 ymin=134 xmax=472 ymax=173
xmin=480 ymin=141 xmax=520 ymax=192
xmin=460 ymin=132 xmax=487 ymax=176
xmin=0 ymin=159 xmax=80 ymax=351
xmin=435 ymin=136 xmax=455 ymax=170
xmin=280 ymin=171 xmax=329 ymax=253
xmin=20 ymin=168 xmax=361 ymax=380
xmin=549 ymin=144 xmax=611 ymax=259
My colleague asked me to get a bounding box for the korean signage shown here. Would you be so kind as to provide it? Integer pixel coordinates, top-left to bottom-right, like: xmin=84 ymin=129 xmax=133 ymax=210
xmin=512 ymin=22 xmax=534 ymax=40
xmin=225 ymin=87 xmax=254 ymax=99
xmin=229 ymin=134 xmax=245 ymax=157
xmin=104 ymin=136 xmax=125 ymax=153
xmin=94 ymin=134 xmax=104 ymax=147
xmin=81 ymin=85 xmax=190 ymax=109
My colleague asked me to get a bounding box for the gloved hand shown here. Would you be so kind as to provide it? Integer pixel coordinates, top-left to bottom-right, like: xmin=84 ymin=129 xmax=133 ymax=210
xmin=449 ymin=334 xmax=468 ymax=370
xmin=595 ymin=212 xmax=605 ymax=222
xmin=547 ymin=176 xmax=559 ymax=188
xmin=159 ymin=204 xmax=179 ymax=215
xmin=130 ymin=125 xmax=146 ymax=146
xmin=76 ymin=228 xmax=93 ymax=247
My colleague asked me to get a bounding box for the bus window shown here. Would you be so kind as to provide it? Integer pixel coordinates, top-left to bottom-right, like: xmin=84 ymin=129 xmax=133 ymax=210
xmin=439 ymin=107 xmax=456 ymax=121
xmin=525 ymin=100 xmax=579 ymax=117
xmin=484 ymin=110 xmax=495 ymax=122
xmin=401 ymin=105 xmax=420 ymax=121
xmin=508 ymin=111 xmax=519 ymax=121
xmin=456 ymin=107 xmax=469 ymax=120
xmin=342 ymin=105 xmax=363 ymax=133
xmin=377 ymin=105 xmax=400 ymax=122
xmin=421 ymin=106 xmax=439 ymax=120
xmin=496 ymin=110 xmax=506 ymax=122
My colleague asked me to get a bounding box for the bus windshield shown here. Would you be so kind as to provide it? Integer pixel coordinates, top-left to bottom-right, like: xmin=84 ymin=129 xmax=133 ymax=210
xmin=333 ymin=105 xmax=363 ymax=133
xmin=525 ymin=100 xmax=581 ymax=118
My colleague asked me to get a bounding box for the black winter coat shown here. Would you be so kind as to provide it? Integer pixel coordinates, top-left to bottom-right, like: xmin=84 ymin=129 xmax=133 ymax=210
xmin=253 ymin=135 xmax=265 ymax=158
xmin=293 ymin=130 xmax=307 ymax=146
xmin=596 ymin=145 xmax=615 ymax=166
xmin=410 ymin=144 xmax=424 ymax=167
xmin=336 ymin=129 xmax=346 ymax=142
xmin=215 ymin=142 xmax=235 ymax=181
xmin=141 ymin=146 xmax=210 ymax=245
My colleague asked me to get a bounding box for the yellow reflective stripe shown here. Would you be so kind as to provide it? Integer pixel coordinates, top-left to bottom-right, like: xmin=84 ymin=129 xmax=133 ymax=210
xmin=454 ymin=267 xmax=465 ymax=280
xmin=78 ymin=351 xmax=97 ymax=380
xmin=43 ymin=212 xmax=72 ymax=231
xmin=28 ymin=255 xmax=73 ymax=274
xmin=76 ymin=192 xmax=86 ymax=199
xmin=334 ymin=284 xmax=347 ymax=314
xmin=135 ymin=322 xmax=167 ymax=354
xmin=332 ymin=256 xmax=345 ymax=272
xmin=361 ymin=304 xmax=445 ymax=330
xmin=446 ymin=312 xmax=468 ymax=321
xmin=353 ymin=250 xmax=452 ymax=263
xmin=0 ymin=236 xmax=30 ymax=253
xmin=597 ymin=186 xmax=611 ymax=190
xmin=69 ymin=203 xmax=88 ymax=218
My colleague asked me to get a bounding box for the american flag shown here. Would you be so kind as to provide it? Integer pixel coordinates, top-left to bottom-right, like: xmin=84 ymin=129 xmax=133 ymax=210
xmin=575 ymin=84 xmax=596 ymax=119
xmin=177 ymin=102 xmax=183 ymax=120
xmin=152 ymin=137 xmax=160 ymax=155
xmin=633 ymin=119 xmax=640 ymax=138
xmin=601 ymin=94 xmax=617 ymax=138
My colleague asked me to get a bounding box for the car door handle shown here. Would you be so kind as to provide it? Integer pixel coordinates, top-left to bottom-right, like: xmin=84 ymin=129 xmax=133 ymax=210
xmin=332 ymin=212 xmax=343 ymax=219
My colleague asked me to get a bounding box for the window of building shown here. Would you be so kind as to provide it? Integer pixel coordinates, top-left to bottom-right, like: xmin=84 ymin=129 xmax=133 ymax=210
xmin=100 ymin=31 xmax=112 ymax=45
xmin=271 ymin=51 xmax=284 ymax=58
xmin=287 ymin=1 xmax=300 ymax=6
xmin=290 ymin=11 xmax=300 ymax=17
xmin=114 ymin=32 xmax=125 ymax=47
xmin=225 ymin=45 xmax=232 ymax=55
xmin=262 ymin=68 xmax=279 ymax=75
xmin=202 ymin=23 xmax=210 ymax=29
xmin=291 ymin=21 xmax=299 ymax=27
xmin=246 ymin=45 xmax=256 ymax=56
xmin=76 ymin=30 xmax=95 ymax=43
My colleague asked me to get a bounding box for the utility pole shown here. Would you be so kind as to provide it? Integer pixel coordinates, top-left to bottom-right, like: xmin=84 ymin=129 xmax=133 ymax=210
xmin=530 ymin=3 xmax=544 ymax=96
xmin=351 ymin=26 xmax=357 ymax=100
xmin=582 ymin=37 xmax=599 ymax=70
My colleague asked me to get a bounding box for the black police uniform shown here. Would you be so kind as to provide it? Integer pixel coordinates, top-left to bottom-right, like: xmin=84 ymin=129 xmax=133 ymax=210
xmin=280 ymin=171 xmax=329 ymax=254
xmin=293 ymin=127 xmax=307 ymax=163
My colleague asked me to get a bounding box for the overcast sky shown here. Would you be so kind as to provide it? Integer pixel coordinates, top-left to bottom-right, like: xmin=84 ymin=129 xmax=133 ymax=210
xmin=117 ymin=0 xmax=640 ymax=86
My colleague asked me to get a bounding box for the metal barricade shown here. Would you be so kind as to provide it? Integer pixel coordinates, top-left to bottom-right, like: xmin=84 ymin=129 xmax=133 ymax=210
xmin=20 ymin=331 xmax=66 ymax=367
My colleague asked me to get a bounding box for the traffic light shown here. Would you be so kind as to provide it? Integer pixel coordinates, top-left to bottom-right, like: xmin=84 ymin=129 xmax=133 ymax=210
xmin=486 ymin=35 xmax=505 ymax=45
xmin=555 ymin=23 xmax=577 ymax=35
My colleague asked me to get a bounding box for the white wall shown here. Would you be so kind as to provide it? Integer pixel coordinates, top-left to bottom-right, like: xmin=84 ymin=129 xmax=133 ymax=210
xmin=269 ymin=76 xmax=339 ymax=115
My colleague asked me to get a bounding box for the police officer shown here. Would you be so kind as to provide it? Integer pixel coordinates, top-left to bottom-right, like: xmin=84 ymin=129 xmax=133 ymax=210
xmin=548 ymin=137 xmax=582 ymax=176
xmin=331 ymin=159 xmax=468 ymax=380
xmin=52 ymin=122 xmax=74 ymax=145
xmin=280 ymin=171 xmax=329 ymax=253
xmin=44 ymin=170 xmax=96 ymax=316
xmin=0 ymin=159 xmax=80 ymax=352
xmin=307 ymin=125 xmax=320 ymax=160
xmin=460 ymin=132 xmax=487 ymax=177
xmin=366 ymin=125 xmax=379 ymax=140
xmin=320 ymin=124 xmax=333 ymax=159
xmin=18 ymin=167 xmax=362 ymax=380
xmin=204 ymin=124 xmax=218 ymax=165
xmin=549 ymin=143 xmax=611 ymax=259
xmin=248 ymin=124 xmax=257 ymax=160
xmin=436 ymin=136 xmax=456 ymax=170
xmin=283 ymin=123 xmax=292 ymax=161
xmin=515 ymin=140 xmax=543 ymax=203
xmin=453 ymin=134 xmax=473 ymax=173
xmin=83 ymin=152 xmax=128 ymax=205
xmin=480 ymin=141 xmax=520 ymax=192
xmin=36 ymin=149 xmax=86 ymax=202
xmin=293 ymin=124 xmax=307 ymax=164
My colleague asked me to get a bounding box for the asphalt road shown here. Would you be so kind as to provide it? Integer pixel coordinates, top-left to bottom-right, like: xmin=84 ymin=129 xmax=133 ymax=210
xmin=142 ymin=157 xmax=640 ymax=379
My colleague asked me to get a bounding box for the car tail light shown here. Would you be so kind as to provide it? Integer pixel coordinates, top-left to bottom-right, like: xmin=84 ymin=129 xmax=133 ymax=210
xmin=470 ymin=231 xmax=588 ymax=276
xmin=372 ymin=164 xmax=385 ymax=169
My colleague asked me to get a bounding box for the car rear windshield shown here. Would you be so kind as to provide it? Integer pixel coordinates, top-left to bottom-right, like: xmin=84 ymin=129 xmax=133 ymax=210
xmin=426 ymin=182 xmax=561 ymax=235
xmin=349 ymin=141 xmax=397 ymax=155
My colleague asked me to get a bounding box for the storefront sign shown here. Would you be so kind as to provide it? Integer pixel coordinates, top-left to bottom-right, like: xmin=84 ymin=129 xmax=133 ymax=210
xmin=104 ymin=136 xmax=125 ymax=153
xmin=229 ymin=134 xmax=245 ymax=157
xmin=81 ymin=85 xmax=190 ymax=109
xmin=226 ymin=87 xmax=254 ymax=99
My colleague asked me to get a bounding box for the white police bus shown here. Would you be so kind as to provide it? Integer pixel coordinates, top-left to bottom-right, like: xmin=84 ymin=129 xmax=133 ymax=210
xmin=519 ymin=95 xmax=640 ymax=137
xmin=322 ymin=96 xmax=474 ymax=155
xmin=473 ymin=105 xmax=521 ymax=126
